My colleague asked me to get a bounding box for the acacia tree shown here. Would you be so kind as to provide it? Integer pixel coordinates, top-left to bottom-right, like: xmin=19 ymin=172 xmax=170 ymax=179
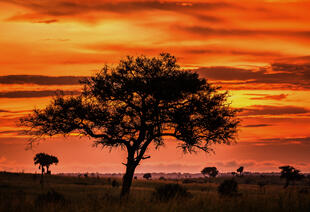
xmin=201 ymin=167 xmax=219 ymax=178
xmin=143 ymin=173 xmax=152 ymax=180
xmin=21 ymin=53 xmax=239 ymax=197
xmin=34 ymin=153 xmax=59 ymax=185
xmin=279 ymin=165 xmax=304 ymax=188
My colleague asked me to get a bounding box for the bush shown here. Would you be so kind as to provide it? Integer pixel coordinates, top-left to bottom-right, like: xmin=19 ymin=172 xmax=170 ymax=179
xmin=35 ymin=189 xmax=66 ymax=206
xmin=153 ymin=183 xmax=191 ymax=201
xmin=218 ymin=179 xmax=238 ymax=196
xmin=111 ymin=179 xmax=120 ymax=188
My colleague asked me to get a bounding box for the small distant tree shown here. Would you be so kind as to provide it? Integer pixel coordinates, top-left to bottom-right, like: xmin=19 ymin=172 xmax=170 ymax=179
xmin=201 ymin=167 xmax=219 ymax=178
xmin=143 ymin=173 xmax=152 ymax=180
xmin=21 ymin=53 xmax=239 ymax=198
xmin=34 ymin=153 xmax=58 ymax=185
xmin=279 ymin=165 xmax=304 ymax=188
xmin=237 ymin=166 xmax=244 ymax=176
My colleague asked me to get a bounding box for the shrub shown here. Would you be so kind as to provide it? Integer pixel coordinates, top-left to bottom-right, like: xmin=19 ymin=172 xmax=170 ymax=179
xmin=218 ymin=179 xmax=238 ymax=196
xmin=111 ymin=179 xmax=120 ymax=188
xmin=35 ymin=189 xmax=66 ymax=206
xmin=153 ymin=183 xmax=191 ymax=201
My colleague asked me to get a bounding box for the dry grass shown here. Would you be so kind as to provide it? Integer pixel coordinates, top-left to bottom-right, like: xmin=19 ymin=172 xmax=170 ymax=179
xmin=1 ymin=172 xmax=310 ymax=212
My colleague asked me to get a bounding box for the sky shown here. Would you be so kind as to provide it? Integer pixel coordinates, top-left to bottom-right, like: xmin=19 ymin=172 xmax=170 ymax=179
xmin=0 ymin=0 xmax=310 ymax=174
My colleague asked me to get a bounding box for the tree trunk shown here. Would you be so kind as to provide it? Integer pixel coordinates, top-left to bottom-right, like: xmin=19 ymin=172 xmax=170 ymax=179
xmin=40 ymin=166 xmax=44 ymax=188
xmin=284 ymin=179 xmax=289 ymax=189
xmin=121 ymin=162 xmax=137 ymax=198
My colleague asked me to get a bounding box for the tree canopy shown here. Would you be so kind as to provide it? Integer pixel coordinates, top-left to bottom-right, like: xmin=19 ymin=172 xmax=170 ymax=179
xmin=34 ymin=153 xmax=59 ymax=174
xmin=201 ymin=167 xmax=219 ymax=178
xmin=237 ymin=166 xmax=244 ymax=176
xmin=21 ymin=53 xmax=239 ymax=197
xmin=279 ymin=165 xmax=303 ymax=188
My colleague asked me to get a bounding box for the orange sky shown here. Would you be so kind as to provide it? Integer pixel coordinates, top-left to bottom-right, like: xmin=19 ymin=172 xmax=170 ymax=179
xmin=0 ymin=0 xmax=310 ymax=174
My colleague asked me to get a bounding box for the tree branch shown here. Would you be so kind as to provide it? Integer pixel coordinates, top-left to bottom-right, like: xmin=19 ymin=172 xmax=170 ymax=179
xmin=81 ymin=123 xmax=130 ymax=148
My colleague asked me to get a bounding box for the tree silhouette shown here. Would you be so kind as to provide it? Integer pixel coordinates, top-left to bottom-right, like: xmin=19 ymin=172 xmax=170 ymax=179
xmin=21 ymin=53 xmax=239 ymax=197
xmin=201 ymin=167 xmax=219 ymax=178
xmin=237 ymin=166 xmax=244 ymax=176
xmin=279 ymin=165 xmax=304 ymax=188
xmin=143 ymin=173 xmax=152 ymax=180
xmin=34 ymin=153 xmax=58 ymax=185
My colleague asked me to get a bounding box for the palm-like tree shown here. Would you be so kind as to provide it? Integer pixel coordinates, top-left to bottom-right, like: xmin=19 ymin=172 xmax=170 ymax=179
xmin=34 ymin=153 xmax=58 ymax=185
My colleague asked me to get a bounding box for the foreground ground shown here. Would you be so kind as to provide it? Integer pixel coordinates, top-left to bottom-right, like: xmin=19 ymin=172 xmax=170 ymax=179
xmin=0 ymin=172 xmax=310 ymax=212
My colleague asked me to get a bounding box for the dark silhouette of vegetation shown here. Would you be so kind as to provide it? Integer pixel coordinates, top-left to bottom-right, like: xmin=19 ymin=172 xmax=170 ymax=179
xmin=111 ymin=179 xmax=120 ymax=188
xmin=33 ymin=153 xmax=58 ymax=186
xmin=3 ymin=171 xmax=310 ymax=211
xmin=279 ymin=165 xmax=304 ymax=188
xmin=237 ymin=166 xmax=244 ymax=176
xmin=153 ymin=183 xmax=191 ymax=201
xmin=218 ymin=178 xmax=238 ymax=196
xmin=20 ymin=53 xmax=239 ymax=198
xmin=35 ymin=189 xmax=66 ymax=206
xmin=143 ymin=173 xmax=152 ymax=180
xmin=201 ymin=167 xmax=219 ymax=178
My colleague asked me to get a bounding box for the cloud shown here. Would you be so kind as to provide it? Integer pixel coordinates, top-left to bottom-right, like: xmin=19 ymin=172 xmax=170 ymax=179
xmin=241 ymin=105 xmax=310 ymax=116
xmin=243 ymin=124 xmax=272 ymax=128
xmin=0 ymin=75 xmax=86 ymax=85
xmin=35 ymin=19 xmax=58 ymax=24
xmin=246 ymin=94 xmax=288 ymax=100
xmin=261 ymin=137 xmax=310 ymax=144
xmin=183 ymin=48 xmax=283 ymax=58
xmin=0 ymin=110 xmax=10 ymax=113
xmin=0 ymin=90 xmax=80 ymax=98
xmin=214 ymin=160 xmax=265 ymax=169
xmin=0 ymin=130 xmax=24 ymax=136
xmin=82 ymin=42 xmax=284 ymax=62
xmin=196 ymin=62 xmax=310 ymax=90
xmin=244 ymin=136 xmax=310 ymax=146
xmin=271 ymin=63 xmax=310 ymax=73
xmin=3 ymin=1 xmax=235 ymax=23
xmin=177 ymin=26 xmax=310 ymax=39
xmin=7 ymin=13 xmax=59 ymax=24
xmin=0 ymin=110 xmax=31 ymax=114
xmin=197 ymin=66 xmax=265 ymax=81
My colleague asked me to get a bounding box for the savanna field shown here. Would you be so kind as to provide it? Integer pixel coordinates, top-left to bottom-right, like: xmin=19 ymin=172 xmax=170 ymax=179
xmin=1 ymin=2 xmax=310 ymax=212
xmin=1 ymin=172 xmax=310 ymax=212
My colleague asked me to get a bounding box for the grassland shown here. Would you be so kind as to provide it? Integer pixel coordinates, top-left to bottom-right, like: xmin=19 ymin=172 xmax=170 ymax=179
xmin=1 ymin=172 xmax=310 ymax=212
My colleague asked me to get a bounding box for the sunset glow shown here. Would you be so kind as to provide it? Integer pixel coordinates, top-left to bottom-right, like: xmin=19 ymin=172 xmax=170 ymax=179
xmin=1 ymin=0 xmax=310 ymax=174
